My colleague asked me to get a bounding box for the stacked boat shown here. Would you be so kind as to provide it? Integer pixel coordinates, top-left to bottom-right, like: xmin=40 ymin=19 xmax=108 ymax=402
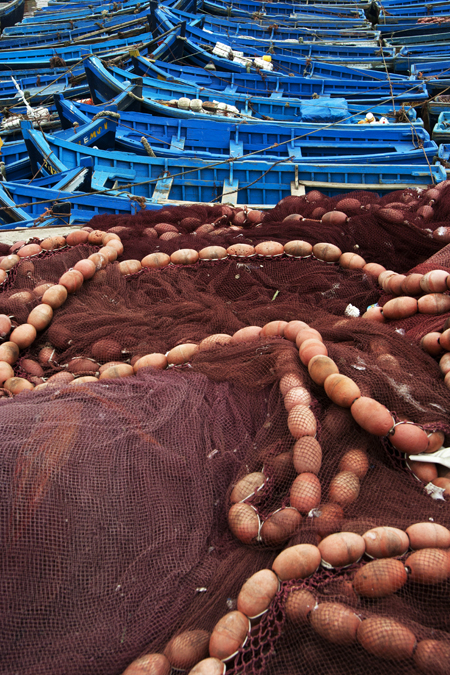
xmin=0 ymin=0 xmax=448 ymax=227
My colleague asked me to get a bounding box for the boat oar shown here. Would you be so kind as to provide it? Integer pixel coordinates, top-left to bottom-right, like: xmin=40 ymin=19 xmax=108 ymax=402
xmin=105 ymin=22 xmax=184 ymax=65
xmin=71 ymin=14 xmax=151 ymax=44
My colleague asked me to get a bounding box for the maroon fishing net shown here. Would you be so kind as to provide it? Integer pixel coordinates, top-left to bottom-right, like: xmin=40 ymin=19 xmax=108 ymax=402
xmin=1 ymin=183 xmax=450 ymax=675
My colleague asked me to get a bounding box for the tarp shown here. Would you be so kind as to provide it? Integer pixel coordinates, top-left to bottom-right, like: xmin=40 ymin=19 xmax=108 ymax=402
xmin=300 ymin=97 xmax=350 ymax=123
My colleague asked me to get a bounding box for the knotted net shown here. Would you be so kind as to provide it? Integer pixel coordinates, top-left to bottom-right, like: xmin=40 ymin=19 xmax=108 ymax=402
xmin=0 ymin=183 xmax=450 ymax=675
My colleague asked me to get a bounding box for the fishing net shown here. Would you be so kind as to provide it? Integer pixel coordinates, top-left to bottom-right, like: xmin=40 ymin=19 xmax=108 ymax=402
xmin=1 ymin=183 xmax=450 ymax=675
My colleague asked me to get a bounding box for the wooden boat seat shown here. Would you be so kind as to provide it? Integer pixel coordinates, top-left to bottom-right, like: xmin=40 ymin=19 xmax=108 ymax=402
xmin=91 ymin=168 xmax=136 ymax=192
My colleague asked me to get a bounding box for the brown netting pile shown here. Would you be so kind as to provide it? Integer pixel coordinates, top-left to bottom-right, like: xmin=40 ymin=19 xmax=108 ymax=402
xmin=1 ymin=182 xmax=450 ymax=675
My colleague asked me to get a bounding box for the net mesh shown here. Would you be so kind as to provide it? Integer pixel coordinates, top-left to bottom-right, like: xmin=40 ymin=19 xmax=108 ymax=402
xmin=1 ymin=184 xmax=450 ymax=675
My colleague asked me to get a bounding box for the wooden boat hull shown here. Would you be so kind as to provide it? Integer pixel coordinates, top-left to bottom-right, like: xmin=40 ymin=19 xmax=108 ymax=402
xmin=0 ymin=12 xmax=153 ymax=50
xmin=0 ymin=30 xmax=153 ymax=70
xmin=158 ymin=7 xmax=393 ymax=61
xmin=432 ymin=112 xmax=450 ymax=144
xmin=163 ymin=6 xmax=381 ymax=42
xmin=160 ymin=17 xmax=404 ymax=82
xmin=85 ymin=56 xmax=425 ymax=126
xmin=0 ymin=180 xmax=158 ymax=229
xmin=54 ymin=94 xmax=437 ymax=165
xmin=3 ymin=4 xmax=149 ymax=34
xmin=85 ymin=57 xmax=371 ymax=125
xmin=132 ymin=54 xmax=423 ymax=108
xmin=20 ymin=121 xmax=447 ymax=206
xmin=2 ymin=116 xmax=117 ymax=180
xmin=0 ymin=0 xmax=25 ymax=29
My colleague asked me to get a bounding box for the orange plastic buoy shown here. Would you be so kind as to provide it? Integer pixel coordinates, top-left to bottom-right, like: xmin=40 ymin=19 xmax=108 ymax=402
xmin=209 ymin=612 xmax=249 ymax=661
xmin=350 ymin=397 xmax=394 ymax=436
xmin=389 ymin=423 xmax=429 ymax=455
xmin=122 ymin=653 xmax=171 ymax=675
xmin=236 ymin=569 xmax=279 ymax=618
xmin=166 ymin=343 xmax=199 ymax=365
xmin=310 ymin=603 xmax=360 ymax=646
xmin=272 ymin=543 xmax=321 ymax=581
xmin=324 ymin=374 xmax=361 ymax=408
xmin=228 ymin=503 xmax=260 ymax=544
xmin=308 ymin=355 xmax=339 ymax=385
xmin=357 ymin=617 xmax=416 ymax=660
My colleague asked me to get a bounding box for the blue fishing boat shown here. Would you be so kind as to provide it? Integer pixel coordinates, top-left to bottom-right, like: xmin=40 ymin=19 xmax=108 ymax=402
xmin=0 ymin=66 xmax=85 ymax=90
xmin=53 ymin=93 xmax=436 ymax=165
xmin=163 ymin=7 xmax=381 ymax=43
xmin=0 ymin=177 xmax=158 ymax=229
xmin=131 ymin=53 xmax=425 ymax=107
xmin=411 ymin=59 xmax=450 ymax=79
xmin=378 ymin=19 xmax=450 ymax=38
xmin=85 ymin=56 xmax=420 ymax=126
xmin=19 ymin=121 xmax=446 ymax=205
xmin=0 ymin=33 xmax=154 ymax=70
xmin=44 ymin=0 xmax=136 ymax=7
xmin=436 ymin=143 xmax=450 ymax=170
xmin=0 ymin=80 xmax=89 ymax=107
xmin=47 ymin=0 xmax=137 ymax=5
xmin=59 ymin=85 xmax=423 ymax=131
xmin=0 ymin=18 xmax=185 ymax=71
xmin=379 ymin=0 xmax=450 ymax=16
xmin=156 ymin=15 xmax=403 ymax=81
xmin=381 ymin=0 xmax=450 ymax=7
xmin=0 ymin=70 xmax=83 ymax=97
xmin=207 ymin=0 xmax=367 ymax=19
xmin=0 ymin=13 xmax=153 ymax=50
xmin=426 ymin=94 xmax=450 ymax=129
xmin=21 ymin=0 xmax=146 ymax=23
xmin=389 ymin=31 xmax=450 ymax=46
xmin=0 ymin=0 xmax=25 ymax=29
xmin=179 ymin=31 xmax=394 ymax=70
xmin=200 ymin=0 xmax=369 ymax=23
xmin=0 ymin=137 xmax=30 ymax=181
xmin=1 ymin=115 xmax=118 ymax=180
xmin=431 ymin=111 xmax=450 ymax=144
xmin=0 ymin=79 xmax=141 ymax=139
xmin=410 ymin=60 xmax=450 ymax=95
xmin=157 ymin=6 xmax=392 ymax=63
xmin=0 ymin=111 xmax=61 ymax=141
xmin=385 ymin=45 xmax=450 ymax=74
xmin=2 ymin=3 xmax=152 ymax=34
xmin=20 ymin=0 xmax=187 ymax=24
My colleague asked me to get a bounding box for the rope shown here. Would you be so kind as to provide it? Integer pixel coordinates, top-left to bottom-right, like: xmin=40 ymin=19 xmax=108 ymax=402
xmin=141 ymin=136 xmax=156 ymax=157
xmin=404 ymin=113 xmax=439 ymax=185
xmin=32 ymin=207 xmax=53 ymax=226
xmin=92 ymin=110 xmax=121 ymax=120
xmin=378 ymin=42 xmax=396 ymax=114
